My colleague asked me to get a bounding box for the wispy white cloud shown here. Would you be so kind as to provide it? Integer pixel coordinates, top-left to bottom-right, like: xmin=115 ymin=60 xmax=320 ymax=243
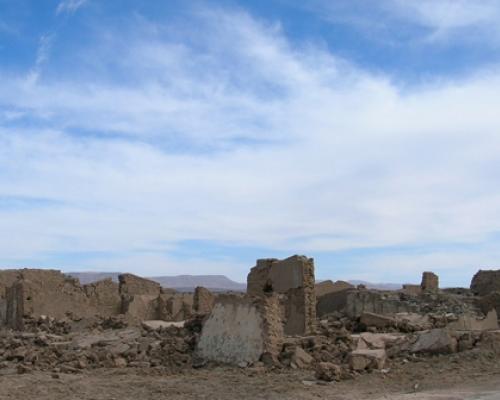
xmin=1 ymin=8 xmax=500 ymax=283
xmin=294 ymin=0 xmax=500 ymax=45
xmin=387 ymin=0 xmax=500 ymax=41
xmin=390 ymin=0 xmax=497 ymax=28
xmin=24 ymin=34 xmax=54 ymax=85
xmin=55 ymin=0 xmax=88 ymax=16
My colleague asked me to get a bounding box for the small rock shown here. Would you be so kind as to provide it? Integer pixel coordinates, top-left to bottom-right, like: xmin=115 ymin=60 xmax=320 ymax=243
xmin=349 ymin=349 xmax=386 ymax=371
xmin=315 ymin=362 xmax=342 ymax=382
xmin=113 ymin=357 xmax=127 ymax=368
xmin=291 ymin=347 xmax=313 ymax=369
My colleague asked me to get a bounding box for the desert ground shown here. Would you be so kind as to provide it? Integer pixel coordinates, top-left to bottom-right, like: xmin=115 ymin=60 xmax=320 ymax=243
xmin=2 ymin=350 xmax=500 ymax=400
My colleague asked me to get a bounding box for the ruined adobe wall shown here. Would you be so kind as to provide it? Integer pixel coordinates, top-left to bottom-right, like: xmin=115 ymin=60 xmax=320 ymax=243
xmin=118 ymin=273 xmax=161 ymax=296
xmin=5 ymin=281 xmax=24 ymax=330
xmin=477 ymin=291 xmax=500 ymax=319
xmin=2 ymin=269 xmax=182 ymax=328
xmin=84 ymin=278 xmax=122 ymax=317
xmin=247 ymin=255 xmax=316 ymax=335
xmin=5 ymin=270 xmax=95 ymax=329
xmin=421 ymin=272 xmax=439 ymax=292
xmin=157 ymin=292 xmax=194 ymax=321
xmin=317 ymin=288 xmax=419 ymax=319
xmin=193 ymin=286 xmax=215 ymax=315
xmin=118 ymin=274 xmax=168 ymax=322
xmin=315 ymin=280 xmax=354 ymax=297
xmin=0 ymin=270 xmax=23 ymax=325
xmin=196 ymin=294 xmax=283 ymax=365
xmin=402 ymin=284 xmax=422 ymax=296
xmin=247 ymin=258 xmax=277 ymax=295
xmin=471 ymin=270 xmax=500 ymax=296
xmin=122 ymin=295 xmax=160 ymax=322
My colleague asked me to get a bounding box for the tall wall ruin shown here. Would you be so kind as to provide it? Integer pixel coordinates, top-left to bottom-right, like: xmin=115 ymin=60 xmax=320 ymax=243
xmin=196 ymin=294 xmax=283 ymax=365
xmin=421 ymin=272 xmax=439 ymax=292
xmin=247 ymin=255 xmax=316 ymax=335
xmin=471 ymin=269 xmax=500 ymax=296
xmin=0 ymin=269 xmax=203 ymax=329
xmin=0 ymin=270 xmax=24 ymax=326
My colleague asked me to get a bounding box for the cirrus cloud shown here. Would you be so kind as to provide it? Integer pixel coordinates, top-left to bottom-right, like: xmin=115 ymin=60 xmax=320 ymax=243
xmin=1 ymin=7 xmax=500 ymax=284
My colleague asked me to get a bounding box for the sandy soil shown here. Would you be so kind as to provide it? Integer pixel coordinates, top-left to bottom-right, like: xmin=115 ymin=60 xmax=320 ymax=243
xmin=1 ymin=353 xmax=500 ymax=400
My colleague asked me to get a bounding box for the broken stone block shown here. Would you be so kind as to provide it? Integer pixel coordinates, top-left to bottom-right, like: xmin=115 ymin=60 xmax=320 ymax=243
xmin=141 ymin=320 xmax=185 ymax=330
xmin=290 ymin=347 xmax=313 ymax=369
xmin=394 ymin=313 xmax=432 ymax=332
xmin=315 ymin=362 xmax=342 ymax=382
xmin=421 ymin=272 xmax=439 ymax=292
xmin=356 ymin=332 xmax=404 ymax=350
xmin=411 ymin=329 xmax=457 ymax=354
xmin=360 ymin=312 xmax=397 ymax=330
xmin=446 ymin=310 xmax=499 ymax=331
xmin=196 ymin=294 xmax=283 ymax=366
xmin=349 ymin=349 xmax=386 ymax=371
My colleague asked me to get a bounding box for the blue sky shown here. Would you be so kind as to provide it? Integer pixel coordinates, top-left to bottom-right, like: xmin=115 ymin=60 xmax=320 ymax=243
xmin=1 ymin=0 xmax=500 ymax=286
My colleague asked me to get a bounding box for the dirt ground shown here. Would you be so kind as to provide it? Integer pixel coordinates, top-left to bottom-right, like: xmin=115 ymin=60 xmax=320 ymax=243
xmin=1 ymin=352 xmax=500 ymax=400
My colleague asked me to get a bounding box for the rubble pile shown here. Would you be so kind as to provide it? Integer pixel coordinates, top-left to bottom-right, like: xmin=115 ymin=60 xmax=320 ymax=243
xmin=0 ymin=317 xmax=198 ymax=375
xmin=1 ymin=258 xmax=500 ymax=384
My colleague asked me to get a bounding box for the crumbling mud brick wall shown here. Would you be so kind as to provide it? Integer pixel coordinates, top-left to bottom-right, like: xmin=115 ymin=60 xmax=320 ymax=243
xmin=402 ymin=284 xmax=422 ymax=296
xmin=119 ymin=274 xmax=169 ymax=322
xmin=118 ymin=273 xmax=161 ymax=296
xmin=2 ymin=269 xmax=189 ymax=328
xmin=421 ymin=272 xmax=439 ymax=292
xmin=5 ymin=270 xmax=94 ymax=329
xmin=0 ymin=270 xmax=23 ymax=325
xmin=315 ymin=280 xmax=353 ymax=298
xmin=471 ymin=270 xmax=500 ymax=296
xmin=157 ymin=292 xmax=194 ymax=321
xmin=478 ymin=292 xmax=500 ymax=320
xmin=193 ymin=286 xmax=215 ymax=315
xmin=317 ymin=288 xmax=418 ymax=319
xmin=247 ymin=255 xmax=316 ymax=335
xmin=196 ymin=294 xmax=283 ymax=365
xmin=5 ymin=281 xmax=24 ymax=330
xmin=447 ymin=309 xmax=499 ymax=331
xmin=121 ymin=295 xmax=159 ymax=322
xmin=84 ymin=278 xmax=121 ymax=317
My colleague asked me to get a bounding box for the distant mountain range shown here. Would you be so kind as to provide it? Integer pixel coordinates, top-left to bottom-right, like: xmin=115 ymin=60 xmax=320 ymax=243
xmin=348 ymin=280 xmax=403 ymax=291
xmin=68 ymin=272 xmax=247 ymax=292
xmin=68 ymin=272 xmax=404 ymax=292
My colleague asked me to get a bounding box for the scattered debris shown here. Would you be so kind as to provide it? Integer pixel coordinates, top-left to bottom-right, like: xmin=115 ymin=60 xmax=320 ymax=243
xmin=1 ymin=260 xmax=500 ymax=385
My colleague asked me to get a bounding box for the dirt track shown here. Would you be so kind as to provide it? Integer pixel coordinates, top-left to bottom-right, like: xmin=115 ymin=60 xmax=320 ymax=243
xmin=1 ymin=361 xmax=500 ymax=400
